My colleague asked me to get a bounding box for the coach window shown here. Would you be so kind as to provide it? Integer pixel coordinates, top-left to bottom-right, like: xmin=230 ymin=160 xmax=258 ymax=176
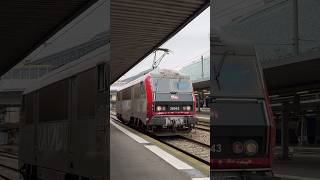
xmin=97 ymin=64 xmax=105 ymax=92
xmin=140 ymin=82 xmax=146 ymax=97
xmin=39 ymin=80 xmax=69 ymax=122
xmin=20 ymin=95 xmax=26 ymax=124
xmin=122 ymin=87 xmax=131 ymax=100
xmin=78 ymin=70 xmax=95 ymax=120
xmin=25 ymin=93 xmax=34 ymax=124
xmin=134 ymin=84 xmax=140 ymax=98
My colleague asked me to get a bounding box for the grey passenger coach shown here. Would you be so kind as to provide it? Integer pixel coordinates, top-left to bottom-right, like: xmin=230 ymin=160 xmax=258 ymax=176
xmin=19 ymin=45 xmax=109 ymax=180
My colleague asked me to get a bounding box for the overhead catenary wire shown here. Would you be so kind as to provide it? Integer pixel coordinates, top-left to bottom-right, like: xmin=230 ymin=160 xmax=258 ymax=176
xmin=173 ymin=49 xmax=210 ymax=70
xmin=213 ymin=0 xmax=264 ymax=20
xmin=212 ymin=0 xmax=248 ymax=16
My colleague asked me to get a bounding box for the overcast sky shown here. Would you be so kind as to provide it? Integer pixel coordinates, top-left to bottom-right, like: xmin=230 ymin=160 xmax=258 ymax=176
xmin=119 ymin=7 xmax=210 ymax=80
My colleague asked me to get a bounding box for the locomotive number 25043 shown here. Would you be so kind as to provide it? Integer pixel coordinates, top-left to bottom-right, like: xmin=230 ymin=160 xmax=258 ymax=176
xmin=169 ymin=106 xmax=180 ymax=111
xmin=211 ymin=144 xmax=222 ymax=153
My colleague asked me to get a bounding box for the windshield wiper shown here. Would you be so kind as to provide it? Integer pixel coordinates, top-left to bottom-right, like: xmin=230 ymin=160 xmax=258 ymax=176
xmin=214 ymin=50 xmax=232 ymax=90
xmin=154 ymin=79 xmax=159 ymax=91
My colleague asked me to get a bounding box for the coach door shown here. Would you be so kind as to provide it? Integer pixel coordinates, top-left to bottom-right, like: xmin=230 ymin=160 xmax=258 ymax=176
xmin=19 ymin=92 xmax=37 ymax=169
xmin=95 ymin=63 xmax=109 ymax=178
xmin=68 ymin=66 xmax=108 ymax=178
xmin=69 ymin=76 xmax=76 ymax=153
xmin=96 ymin=63 xmax=108 ymax=131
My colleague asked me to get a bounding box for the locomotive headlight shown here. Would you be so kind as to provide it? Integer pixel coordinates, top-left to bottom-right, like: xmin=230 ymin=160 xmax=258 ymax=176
xmin=183 ymin=106 xmax=191 ymax=111
xmin=232 ymin=141 xmax=244 ymax=154
xmin=156 ymin=106 xmax=166 ymax=111
xmin=156 ymin=106 xmax=162 ymax=111
xmin=244 ymin=140 xmax=258 ymax=156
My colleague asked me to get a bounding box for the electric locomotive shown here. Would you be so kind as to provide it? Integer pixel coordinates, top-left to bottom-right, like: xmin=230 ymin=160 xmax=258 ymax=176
xmin=116 ymin=69 xmax=198 ymax=135
xmin=210 ymin=47 xmax=275 ymax=179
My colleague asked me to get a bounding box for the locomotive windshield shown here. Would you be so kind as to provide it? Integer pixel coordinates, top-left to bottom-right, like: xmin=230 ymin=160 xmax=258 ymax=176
xmin=152 ymin=78 xmax=192 ymax=92
xmin=211 ymin=56 xmax=264 ymax=98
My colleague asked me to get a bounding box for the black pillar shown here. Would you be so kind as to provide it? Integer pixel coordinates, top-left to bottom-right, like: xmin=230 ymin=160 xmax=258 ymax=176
xmin=282 ymin=102 xmax=290 ymax=160
xmin=197 ymin=93 xmax=200 ymax=112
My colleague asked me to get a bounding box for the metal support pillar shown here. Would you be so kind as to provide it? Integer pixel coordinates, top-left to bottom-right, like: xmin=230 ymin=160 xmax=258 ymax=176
xmin=197 ymin=94 xmax=201 ymax=112
xmin=316 ymin=118 xmax=320 ymax=144
xmin=302 ymin=117 xmax=310 ymax=145
xmin=282 ymin=102 xmax=290 ymax=160
xmin=201 ymin=55 xmax=204 ymax=79
xmin=300 ymin=117 xmax=304 ymax=145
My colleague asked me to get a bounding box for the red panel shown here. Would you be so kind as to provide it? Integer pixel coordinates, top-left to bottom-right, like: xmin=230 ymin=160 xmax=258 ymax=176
xmin=145 ymin=75 xmax=153 ymax=124
xmin=153 ymin=111 xmax=194 ymax=116
xmin=192 ymin=91 xmax=197 ymax=114
xmin=264 ymin=89 xmax=276 ymax=167
xmin=211 ymin=157 xmax=271 ymax=169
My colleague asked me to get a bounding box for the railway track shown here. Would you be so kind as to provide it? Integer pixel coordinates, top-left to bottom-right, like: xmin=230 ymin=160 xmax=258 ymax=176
xmin=0 ymin=151 xmax=18 ymax=156
xmin=157 ymin=136 xmax=210 ymax=165
xmin=0 ymin=164 xmax=18 ymax=180
xmin=0 ymin=152 xmax=18 ymax=160
xmin=111 ymin=114 xmax=210 ymax=165
xmin=0 ymin=152 xmax=19 ymax=180
xmin=195 ymin=124 xmax=210 ymax=131
xmin=195 ymin=117 xmax=210 ymax=131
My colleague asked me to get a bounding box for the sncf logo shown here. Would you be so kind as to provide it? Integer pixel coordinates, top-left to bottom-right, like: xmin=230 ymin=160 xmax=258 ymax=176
xmin=170 ymin=95 xmax=179 ymax=100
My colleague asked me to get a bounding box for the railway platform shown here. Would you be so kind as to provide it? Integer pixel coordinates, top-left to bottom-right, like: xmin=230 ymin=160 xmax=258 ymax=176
xmin=110 ymin=118 xmax=209 ymax=180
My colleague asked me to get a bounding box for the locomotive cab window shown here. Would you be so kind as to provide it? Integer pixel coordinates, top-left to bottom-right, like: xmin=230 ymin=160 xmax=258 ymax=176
xmin=97 ymin=64 xmax=105 ymax=92
xmin=153 ymin=78 xmax=192 ymax=92
xmin=173 ymin=79 xmax=192 ymax=92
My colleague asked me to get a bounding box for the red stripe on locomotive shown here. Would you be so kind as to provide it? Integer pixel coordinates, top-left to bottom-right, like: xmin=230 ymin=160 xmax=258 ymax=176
xmin=145 ymin=75 xmax=153 ymax=125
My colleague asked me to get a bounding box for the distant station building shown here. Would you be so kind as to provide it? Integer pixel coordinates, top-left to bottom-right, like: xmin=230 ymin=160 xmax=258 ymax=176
xmin=110 ymin=81 xmax=127 ymax=112
xmin=180 ymin=55 xmax=210 ymax=112
xmin=0 ymin=64 xmax=51 ymax=145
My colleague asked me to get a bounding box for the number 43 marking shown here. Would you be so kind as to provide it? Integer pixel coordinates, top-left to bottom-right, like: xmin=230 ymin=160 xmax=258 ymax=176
xmin=211 ymin=144 xmax=222 ymax=153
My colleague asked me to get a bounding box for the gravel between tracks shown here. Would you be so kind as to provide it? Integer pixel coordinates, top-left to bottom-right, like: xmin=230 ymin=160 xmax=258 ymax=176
xmin=182 ymin=128 xmax=210 ymax=146
xmin=159 ymin=136 xmax=210 ymax=163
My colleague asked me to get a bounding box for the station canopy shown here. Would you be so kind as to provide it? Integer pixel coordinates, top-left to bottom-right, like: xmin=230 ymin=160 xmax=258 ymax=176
xmin=0 ymin=0 xmax=99 ymax=77
xmin=0 ymin=0 xmax=209 ymax=84
xmin=111 ymin=0 xmax=209 ymax=83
